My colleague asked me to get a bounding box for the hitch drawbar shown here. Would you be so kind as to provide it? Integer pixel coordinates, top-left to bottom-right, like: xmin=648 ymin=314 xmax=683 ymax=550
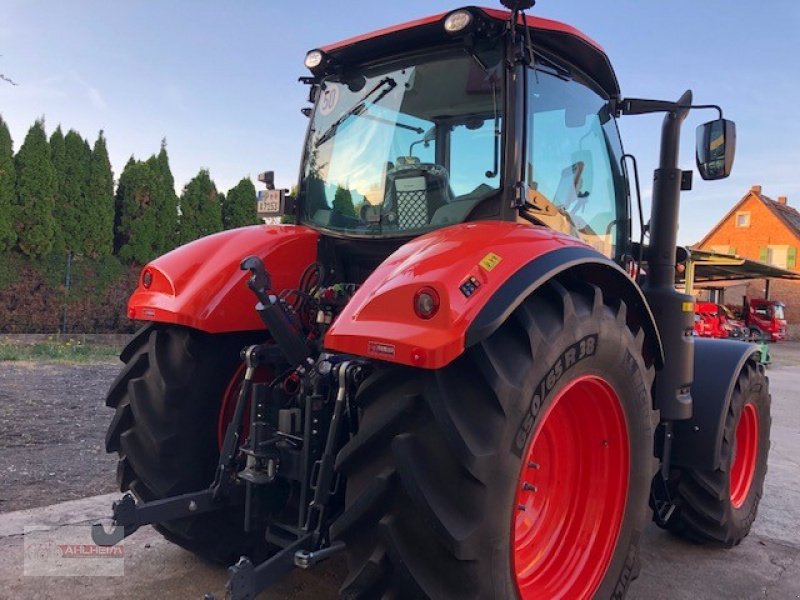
xmin=91 ymin=490 xmax=225 ymax=545
xmin=93 ymin=351 xmax=362 ymax=600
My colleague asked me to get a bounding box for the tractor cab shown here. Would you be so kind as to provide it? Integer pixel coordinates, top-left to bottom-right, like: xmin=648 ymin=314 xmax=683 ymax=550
xmin=285 ymin=7 xmax=629 ymax=265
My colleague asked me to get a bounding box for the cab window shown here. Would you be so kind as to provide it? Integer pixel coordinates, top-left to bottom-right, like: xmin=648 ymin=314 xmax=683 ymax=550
xmin=523 ymin=66 xmax=626 ymax=258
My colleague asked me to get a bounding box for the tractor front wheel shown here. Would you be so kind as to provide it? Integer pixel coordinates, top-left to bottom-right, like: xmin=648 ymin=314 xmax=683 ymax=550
xmin=662 ymin=360 xmax=770 ymax=546
xmin=332 ymin=279 xmax=656 ymax=599
xmin=104 ymin=324 xmax=276 ymax=564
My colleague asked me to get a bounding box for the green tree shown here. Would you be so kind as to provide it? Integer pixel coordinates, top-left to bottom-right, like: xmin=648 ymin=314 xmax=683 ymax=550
xmin=0 ymin=116 xmax=16 ymax=250
xmin=114 ymin=156 xmax=135 ymax=253
xmin=179 ymin=169 xmax=222 ymax=243
xmin=115 ymin=159 xmax=162 ymax=264
xmin=152 ymin=140 xmax=178 ymax=253
xmin=14 ymin=119 xmax=57 ymax=257
xmin=61 ymin=129 xmax=91 ymax=253
xmin=333 ymin=184 xmax=355 ymax=217
xmin=85 ymin=131 xmax=114 ymax=255
xmin=48 ymin=126 xmax=67 ymax=253
xmin=222 ymin=177 xmax=258 ymax=229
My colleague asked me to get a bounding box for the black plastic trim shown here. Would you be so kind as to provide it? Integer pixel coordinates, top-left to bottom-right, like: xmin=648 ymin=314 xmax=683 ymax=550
xmin=465 ymin=246 xmax=664 ymax=367
xmin=670 ymin=338 xmax=759 ymax=470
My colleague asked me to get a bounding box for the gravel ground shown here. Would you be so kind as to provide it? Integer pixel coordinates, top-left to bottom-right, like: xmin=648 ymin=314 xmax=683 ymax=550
xmin=0 ymin=360 xmax=121 ymax=512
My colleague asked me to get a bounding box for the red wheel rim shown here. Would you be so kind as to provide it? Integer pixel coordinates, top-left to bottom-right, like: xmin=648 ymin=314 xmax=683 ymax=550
xmin=730 ymin=403 xmax=759 ymax=508
xmin=217 ymin=363 xmax=271 ymax=450
xmin=513 ymin=375 xmax=630 ymax=600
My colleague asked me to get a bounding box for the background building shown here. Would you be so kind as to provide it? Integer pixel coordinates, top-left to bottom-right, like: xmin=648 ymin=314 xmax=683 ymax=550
xmin=696 ymin=184 xmax=800 ymax=328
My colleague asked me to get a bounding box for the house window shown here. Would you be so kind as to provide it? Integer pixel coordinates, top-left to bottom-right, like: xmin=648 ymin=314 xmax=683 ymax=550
xmin=735 ymin=212 xmax=750 ymax=228
xmin=764 ymin=245 xmax=790 ymax=268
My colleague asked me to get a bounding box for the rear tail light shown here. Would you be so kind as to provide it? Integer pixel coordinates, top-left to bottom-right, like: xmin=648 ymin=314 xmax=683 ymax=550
xmin=414 ymin=287 xmax=440 ymax=320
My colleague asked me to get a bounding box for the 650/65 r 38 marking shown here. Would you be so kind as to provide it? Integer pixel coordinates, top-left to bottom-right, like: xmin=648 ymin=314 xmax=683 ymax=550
xmin=512 ymin=334 xmax=597 ymax=456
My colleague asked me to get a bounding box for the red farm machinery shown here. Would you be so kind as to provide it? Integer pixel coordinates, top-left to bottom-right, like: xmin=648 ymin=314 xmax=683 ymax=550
xmin=93 ymin=3 xmax=771 ymax=599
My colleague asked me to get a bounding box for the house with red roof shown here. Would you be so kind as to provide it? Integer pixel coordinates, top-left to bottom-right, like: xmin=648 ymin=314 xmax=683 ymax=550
xmin=696 ymin=184 xmax=800 ymax=328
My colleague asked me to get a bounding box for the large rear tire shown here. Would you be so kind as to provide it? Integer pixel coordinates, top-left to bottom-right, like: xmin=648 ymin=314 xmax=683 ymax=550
xmin=104 ymin=324 xmax=273 ymax=564
xmin=661 ymin=360 xmax=770 ymax=546
xmin=332 ymin=279 xmax=656 ymax=599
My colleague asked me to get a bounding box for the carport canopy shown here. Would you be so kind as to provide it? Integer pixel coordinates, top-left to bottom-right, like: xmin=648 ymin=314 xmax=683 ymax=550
xmin=679 ymin=249 xmax=800 ymax=284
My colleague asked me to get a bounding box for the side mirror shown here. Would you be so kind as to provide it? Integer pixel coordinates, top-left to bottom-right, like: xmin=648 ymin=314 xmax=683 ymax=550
xmin=696 ymin=119 xmax=736 ymax=180
xmin=257 ymin=189 xmax=294 ymax=220
xmin=258 ymin=170 xmax=276 ymax=190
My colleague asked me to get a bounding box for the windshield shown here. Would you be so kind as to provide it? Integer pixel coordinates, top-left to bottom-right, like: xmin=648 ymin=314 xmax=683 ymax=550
xmin=299 ymin=47 xmax=503 ymax=236
xmin=773 ymin=303 xmax=785 ymax=320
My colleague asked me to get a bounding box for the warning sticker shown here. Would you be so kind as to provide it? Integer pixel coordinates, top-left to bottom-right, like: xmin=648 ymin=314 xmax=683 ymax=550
xmin=479 ymin=252 xmax=502 ymax=272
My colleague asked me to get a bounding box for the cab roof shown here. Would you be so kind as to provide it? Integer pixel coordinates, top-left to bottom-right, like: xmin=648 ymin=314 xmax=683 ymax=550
xmin=318 ymin=6 xmax=620 ymax=99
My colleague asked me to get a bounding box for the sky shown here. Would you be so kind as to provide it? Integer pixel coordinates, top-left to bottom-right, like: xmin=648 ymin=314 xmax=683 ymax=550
xmin=2 ymin=0 xmax=799 ymax=245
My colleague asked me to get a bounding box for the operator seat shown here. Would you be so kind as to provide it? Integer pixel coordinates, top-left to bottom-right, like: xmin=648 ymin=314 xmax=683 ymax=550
xmin=385 ymin=157 xmax=451 ymax=229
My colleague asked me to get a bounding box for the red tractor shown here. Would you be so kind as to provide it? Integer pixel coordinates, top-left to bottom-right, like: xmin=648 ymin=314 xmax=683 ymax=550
xmin=94 ymin=4 xmax=771 ymax=599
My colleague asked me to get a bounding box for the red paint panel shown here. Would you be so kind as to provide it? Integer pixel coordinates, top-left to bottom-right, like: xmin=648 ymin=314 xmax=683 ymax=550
xmin=128 ymin=225 xmax=319 ymax=333
xmin=321 ymin=12 xmax=448 ymax=53
xmin=320 ymin=7 xmax=604 ymax=54
xmin=324 ymin=222 xmax=590 ymax=369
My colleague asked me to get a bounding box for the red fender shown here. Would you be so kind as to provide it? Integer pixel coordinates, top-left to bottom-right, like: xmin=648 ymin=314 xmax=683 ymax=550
xmin=323 ymin=221 xmax=644 ymax=369
xmin=128 ymin=225 xmax=319 ymax=333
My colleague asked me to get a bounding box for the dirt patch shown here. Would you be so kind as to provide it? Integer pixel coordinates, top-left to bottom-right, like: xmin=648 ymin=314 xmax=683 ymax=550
xmin=0 ymin=360 xmax=122 ymax=512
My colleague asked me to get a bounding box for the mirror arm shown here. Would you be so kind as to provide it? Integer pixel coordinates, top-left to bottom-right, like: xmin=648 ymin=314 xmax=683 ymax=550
xmin=620 ymin=98 xmax=723 ymax=120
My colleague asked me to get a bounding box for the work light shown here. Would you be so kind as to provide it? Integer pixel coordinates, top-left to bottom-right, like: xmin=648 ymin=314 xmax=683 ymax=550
xmin=304 ymin=50 xmax=325 ymax=70
xmin=443 ymin=10 xmax=473 ymax=34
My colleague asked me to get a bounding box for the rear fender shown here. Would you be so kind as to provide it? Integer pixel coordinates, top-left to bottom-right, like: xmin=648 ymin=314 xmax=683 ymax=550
xmin=128 ymin=225 xmax=319 ymax=333
xmin=671 ymin=338 xmax=760 ymax=470
xmin=324 ymin=222 xmax=663 ymax=369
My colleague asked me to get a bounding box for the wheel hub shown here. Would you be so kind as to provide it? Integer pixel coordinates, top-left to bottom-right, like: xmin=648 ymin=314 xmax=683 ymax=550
xmin=730 ymin=402 xmax=759 ymax=508
xmin=513 ymin=375 xmax=629 ymax=599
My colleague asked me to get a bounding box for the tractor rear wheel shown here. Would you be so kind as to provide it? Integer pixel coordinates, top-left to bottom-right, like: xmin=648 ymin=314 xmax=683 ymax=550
xmin=332 ymin=279 xmax=656 ymax=599
xmin=661 ymin=360 xmax=770 ymax=546
xmin=104 ymin=324 xmax=275 ymax=565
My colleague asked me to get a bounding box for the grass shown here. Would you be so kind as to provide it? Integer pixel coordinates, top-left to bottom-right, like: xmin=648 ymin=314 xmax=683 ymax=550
xmin=0 ymin=339 xmax=120 ymax=363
